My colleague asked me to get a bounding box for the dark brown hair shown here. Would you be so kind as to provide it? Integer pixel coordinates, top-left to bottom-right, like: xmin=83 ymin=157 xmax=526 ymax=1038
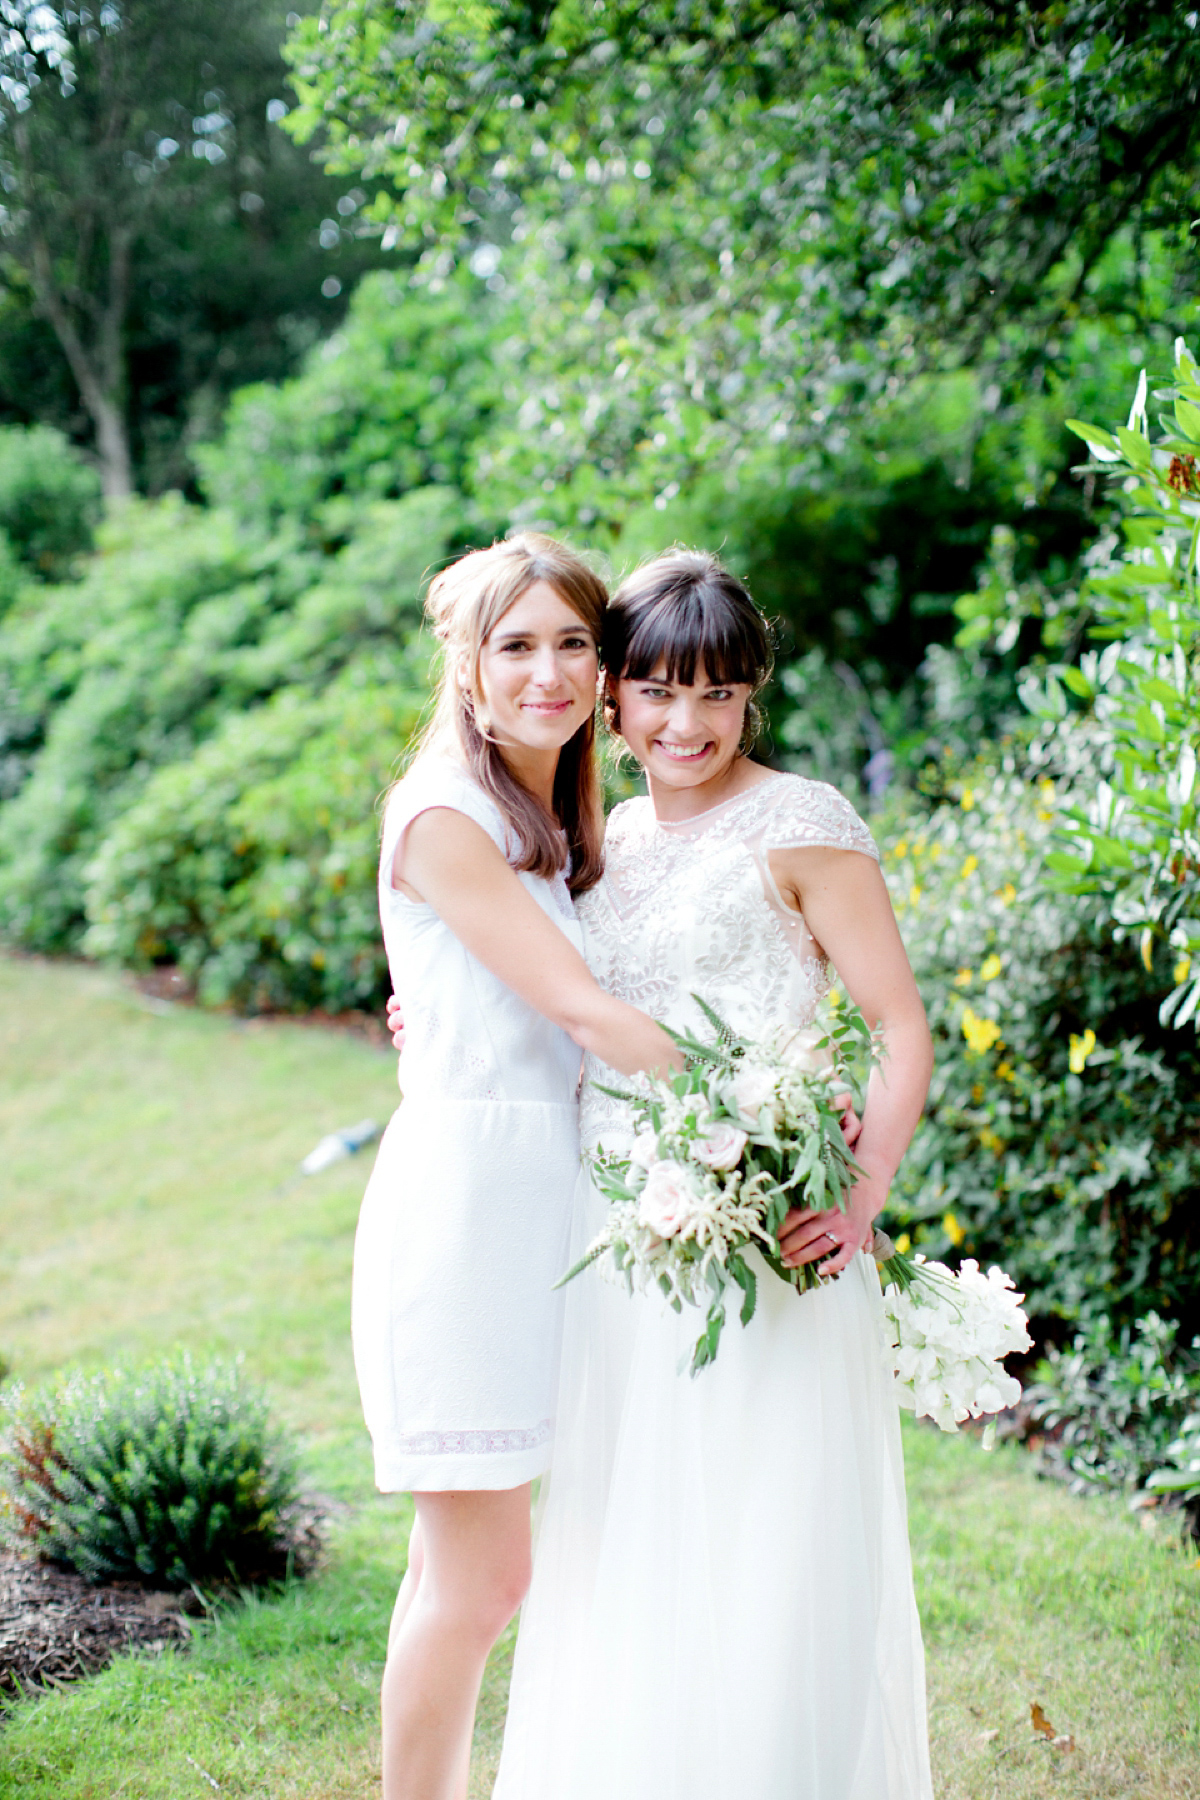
xmin=418 ymin=533 xmax=607 ymax=894
xmin=602 ymin=549 xmax=773 ymax=748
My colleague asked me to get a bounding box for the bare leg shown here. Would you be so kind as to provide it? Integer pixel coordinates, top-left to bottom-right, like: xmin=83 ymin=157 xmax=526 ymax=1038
xmin=388 ymin=1514 xmax=425 ymax=1653
xmin=381 ymin=1485 xmax=531 ymax=1800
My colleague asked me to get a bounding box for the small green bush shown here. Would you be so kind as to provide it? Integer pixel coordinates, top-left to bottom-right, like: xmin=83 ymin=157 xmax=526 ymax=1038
xmin=0 ymin=1354 xmax=300 ymax=1588
xmin=0 ymin=424 xmax=101 ymax=579
xmin=1027 ymin=1312 xmax=1200 ymax=1498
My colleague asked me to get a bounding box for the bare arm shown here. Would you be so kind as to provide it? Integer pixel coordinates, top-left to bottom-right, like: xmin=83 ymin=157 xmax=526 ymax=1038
xmin=396 ymin=808 xmax=680 ymax=1078
xmin=770 ymin=846 xmax=933 ymax=1275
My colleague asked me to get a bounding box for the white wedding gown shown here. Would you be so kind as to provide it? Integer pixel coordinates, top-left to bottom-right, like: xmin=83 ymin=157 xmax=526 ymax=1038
xmin=494 ymin=772 xmax=933 ymax=1800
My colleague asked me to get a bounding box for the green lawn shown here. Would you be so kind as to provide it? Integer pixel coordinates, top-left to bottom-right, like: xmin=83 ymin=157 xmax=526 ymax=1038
xmin=0 ymin=953 xmax=1197 ymax=1798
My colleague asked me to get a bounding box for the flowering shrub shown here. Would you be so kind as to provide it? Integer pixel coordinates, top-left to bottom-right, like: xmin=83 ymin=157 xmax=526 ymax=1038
xmin=882 ymin=760 xmax=1200 ymax=1335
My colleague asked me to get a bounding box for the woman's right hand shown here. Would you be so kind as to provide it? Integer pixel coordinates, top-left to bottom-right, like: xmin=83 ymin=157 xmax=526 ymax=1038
xmin=386 ymin=993 xmax=405 ymax=1051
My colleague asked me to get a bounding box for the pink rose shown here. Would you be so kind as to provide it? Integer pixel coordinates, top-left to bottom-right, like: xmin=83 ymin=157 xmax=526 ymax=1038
xmin=638 ymin=1161 xmax=699 ymax=1238
xmin=728 ymin=1062 xmax=778 ymax=1123
xmin=693 ymin=1122 xmax=748 ymax=1170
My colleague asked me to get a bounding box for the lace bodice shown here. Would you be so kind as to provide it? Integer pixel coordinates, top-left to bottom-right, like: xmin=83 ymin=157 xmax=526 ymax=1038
xmin=577 ymin=771 xmax=879 ymax=1150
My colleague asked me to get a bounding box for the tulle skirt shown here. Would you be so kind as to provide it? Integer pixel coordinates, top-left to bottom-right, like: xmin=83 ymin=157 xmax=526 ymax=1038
xmin=494 ymin=1167 xmax=934 ymax=1800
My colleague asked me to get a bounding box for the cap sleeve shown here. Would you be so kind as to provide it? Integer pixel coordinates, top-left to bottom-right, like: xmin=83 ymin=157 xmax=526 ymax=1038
xmin=760 ymin=776 xmax=880 ymax=862
xmin=380 ymin=756 xmax=513 ymax=891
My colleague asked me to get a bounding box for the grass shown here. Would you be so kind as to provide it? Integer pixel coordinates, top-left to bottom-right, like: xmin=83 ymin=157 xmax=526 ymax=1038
xmin=1 ymin=952 xmax=1197 ymax=1798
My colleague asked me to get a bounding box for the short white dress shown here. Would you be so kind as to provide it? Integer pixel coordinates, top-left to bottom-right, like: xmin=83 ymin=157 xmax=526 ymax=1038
xmin=351 ymin=753 xmax=583 ymax=1492
xmin=495 ymin=773 xmax=933 ymax=1798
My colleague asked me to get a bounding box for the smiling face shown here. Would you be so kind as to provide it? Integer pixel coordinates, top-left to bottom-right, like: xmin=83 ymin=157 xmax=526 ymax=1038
xmin=474 ymin=579 xmax=600 ymax=754
xmin=613 ymin=659 xmax=753 ymax=793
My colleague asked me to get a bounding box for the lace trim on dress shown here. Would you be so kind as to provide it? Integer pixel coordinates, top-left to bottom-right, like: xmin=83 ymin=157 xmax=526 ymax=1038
xmin=392 ymin=1421 xmax=553 ymax=1458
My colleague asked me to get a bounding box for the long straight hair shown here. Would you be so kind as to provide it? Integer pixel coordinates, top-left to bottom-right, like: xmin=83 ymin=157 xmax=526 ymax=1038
xmin=415 ymin=533 xmax=608 ymax=894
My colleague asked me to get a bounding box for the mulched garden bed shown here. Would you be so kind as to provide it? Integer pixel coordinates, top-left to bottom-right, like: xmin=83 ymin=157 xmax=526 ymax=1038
xmin=0 ymin=1550 xmax=194 ymax=1696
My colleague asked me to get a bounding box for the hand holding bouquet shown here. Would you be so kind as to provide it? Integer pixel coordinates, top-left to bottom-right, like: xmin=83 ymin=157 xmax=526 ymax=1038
xmin=560 ymin=996 xmax=877 ymax=1373
xmin=560 ymin=996 xmax=1032 ymax=1427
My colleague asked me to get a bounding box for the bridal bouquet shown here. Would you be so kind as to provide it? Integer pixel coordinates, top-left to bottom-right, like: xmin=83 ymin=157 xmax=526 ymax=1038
xmin=560 ymin=998 xmax=1031 ymax=1421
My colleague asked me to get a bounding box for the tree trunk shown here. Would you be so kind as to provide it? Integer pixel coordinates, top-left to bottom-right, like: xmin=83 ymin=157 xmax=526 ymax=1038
xmin=27 ymin=222 xmax=134 ymax=501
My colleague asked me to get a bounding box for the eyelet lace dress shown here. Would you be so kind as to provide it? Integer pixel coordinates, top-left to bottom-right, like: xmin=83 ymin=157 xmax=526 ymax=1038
xmin=494 ymin=772 xmax=933 ymax=1799
xmin=351 ymin=754 xmax=583 ymax=1492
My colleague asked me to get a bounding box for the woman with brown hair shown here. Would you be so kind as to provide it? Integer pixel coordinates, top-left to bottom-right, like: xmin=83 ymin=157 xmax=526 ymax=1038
xmin=353 ymin=532 xmax=675 ymax=1800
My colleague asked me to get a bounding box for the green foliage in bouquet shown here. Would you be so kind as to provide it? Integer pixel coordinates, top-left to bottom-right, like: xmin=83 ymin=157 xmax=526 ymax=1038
xmin=1026 ymin=1312 xmax=1200 ymax=1505
xmin=883 ymin=763 xmax=1200 ymax=1336
xmin=0 ymin=1353 xmax=300 ymax=1588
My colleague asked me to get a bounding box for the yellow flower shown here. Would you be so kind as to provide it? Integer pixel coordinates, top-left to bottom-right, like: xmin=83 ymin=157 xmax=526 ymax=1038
xmin=961 ymin=1008 xmax=1002 ymax=1056
xmin=998 ymin=883 xmax=1016 ymax=906
xmin=953 ymin=967 xmax=972 ymax=988
xmin=943 ymin=1211 xmax=966 ymax=1247
xmin=980 ymin=953 xmax=1003 ymax=982
xmin=909 ymin=883 xmax=922 ymax=906
xmin=892 ymin=839 xmax=909 ymax=860
xmin=1036 ymin=779 xmax=1056 ymax=822
xmin=1068 ymin=1028 xmax=1097 ymax=1074
xmin=895 ymin=1232 xmax=911 ymax=1255
xmin=979 ymin=1127 xmax=1003 ymax=1154
xmin=961 ymin=788 xmax=976 ymax=811
xmin=996 ymin=1061 xmax=1015 ymax=1082
xmin=1175 ymin=955 xmax=1193 ymax=985
xmin=960 ymin=854 xmax=978 ymax=880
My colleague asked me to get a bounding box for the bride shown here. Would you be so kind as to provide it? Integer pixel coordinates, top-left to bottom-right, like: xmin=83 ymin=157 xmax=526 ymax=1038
xmin=491 ymin=549 xmax=936 ymax=1798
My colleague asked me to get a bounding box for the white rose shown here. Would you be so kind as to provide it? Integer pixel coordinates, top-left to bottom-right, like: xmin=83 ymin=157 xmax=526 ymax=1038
xmin=693 ymin=1122 xmax=748 ymax=1171
xmin=727 ymin=1062 xmax=778 ymax=1123
xmin=779 ymin=1027 xmax=827 ymax=1075
xmin=629 ymin=1129 xmax=660 ymax=1170
xmin=638 ymin=1160 xmax=699 ymax=1238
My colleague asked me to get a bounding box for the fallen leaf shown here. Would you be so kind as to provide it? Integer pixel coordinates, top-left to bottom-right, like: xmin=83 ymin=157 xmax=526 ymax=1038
xmin=978 ymin=1728 xmax=999 ymax=1743
xmin=1052 ymin=1734 xmax=1076 ymax=1752
xmin=1031 ymin=1702 xmax=1055 ymax=1739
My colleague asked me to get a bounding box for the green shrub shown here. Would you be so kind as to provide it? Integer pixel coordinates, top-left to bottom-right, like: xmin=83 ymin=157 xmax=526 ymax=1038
xmin=0 ymin=485 xmax=457 ymax=967
xmin=883 ymin=760 xmax=1200 ymax=1335
xmin=0 ymin=424 xmax=101 ymax=580
xmin=83 ymin=662 xmax=428 ymax=1012
xmin=1026 ymin=1312 xmax=1200 ymax=1498
xmin=0 ymin=1354 xmax=300 ymax=1588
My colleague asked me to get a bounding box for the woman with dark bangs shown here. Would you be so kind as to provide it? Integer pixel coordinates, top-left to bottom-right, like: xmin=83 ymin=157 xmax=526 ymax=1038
xmin=492 ymin=549 xmax=936 ymax=1798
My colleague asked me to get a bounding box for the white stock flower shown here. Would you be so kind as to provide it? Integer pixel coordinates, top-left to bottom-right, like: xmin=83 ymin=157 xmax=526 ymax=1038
xmin=638 ymin=1160 xmax=701 ymax=1239
xmin=693 ymin=1121 xmax=749 ymax=1171
xmin=883 ymin=1255 xmax=1032 ymax=1432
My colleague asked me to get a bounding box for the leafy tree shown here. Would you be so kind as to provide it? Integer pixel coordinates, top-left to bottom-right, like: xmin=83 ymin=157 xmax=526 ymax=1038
xmin=0 ymin=0 xmax=383 ymax=496
xmin=283 ymin=0 xmax=1200 ymax=533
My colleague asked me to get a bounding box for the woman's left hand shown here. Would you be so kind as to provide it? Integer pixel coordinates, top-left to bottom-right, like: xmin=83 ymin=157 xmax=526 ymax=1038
xmin=776 ymin=1182 xmax=880 ymax=1279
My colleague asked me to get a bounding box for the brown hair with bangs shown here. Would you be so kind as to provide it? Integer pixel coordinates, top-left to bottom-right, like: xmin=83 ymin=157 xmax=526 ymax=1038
xmin=415 ymin=533 xmax=607 ymax=894
xmin=602 ymin=549 xmax=773 ymax=748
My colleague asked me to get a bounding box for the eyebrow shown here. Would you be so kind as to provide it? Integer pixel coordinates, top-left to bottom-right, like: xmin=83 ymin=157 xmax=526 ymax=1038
xmin=493 ymin=624 xmax=595 ymax=643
